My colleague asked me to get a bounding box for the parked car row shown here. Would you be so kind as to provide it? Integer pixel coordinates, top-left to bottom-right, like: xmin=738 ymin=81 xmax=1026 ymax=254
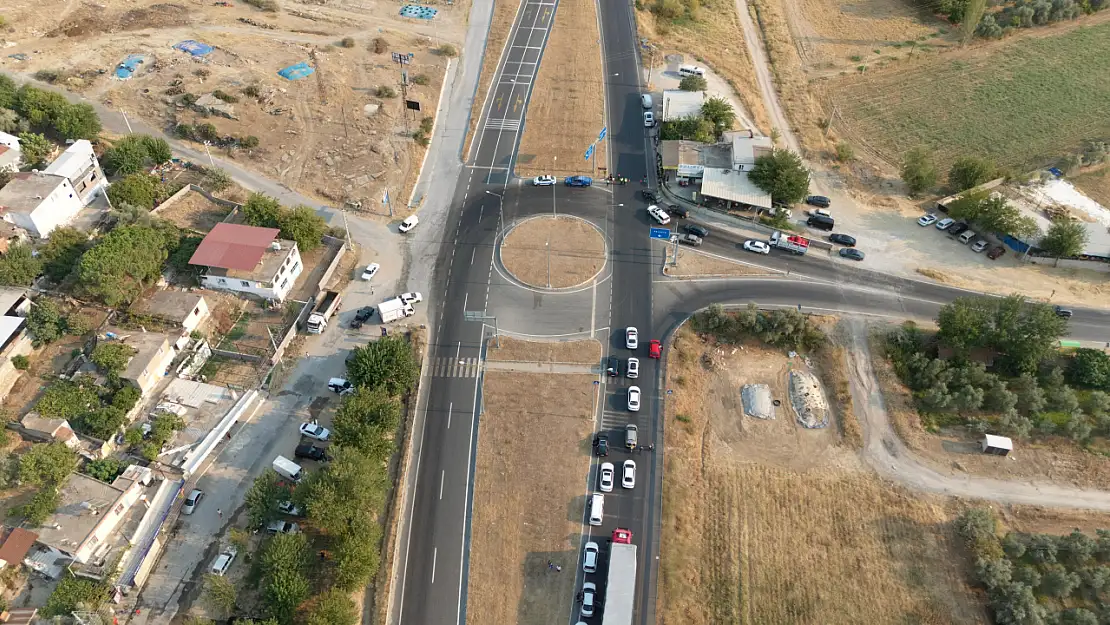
xmin=918 ymin=213 xmax=1006 ymax=259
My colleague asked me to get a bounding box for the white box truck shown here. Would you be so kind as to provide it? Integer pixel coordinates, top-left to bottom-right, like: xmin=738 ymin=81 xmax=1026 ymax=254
xmin=306 ymin=290 xmax=342 ymax=334
xmin=272 ymin=455 xmax=304 ymax=482
xmin=379 ymin=297 xmax=415 ymax=323
xmin=603 ymin=529 xmax=637 ymax=625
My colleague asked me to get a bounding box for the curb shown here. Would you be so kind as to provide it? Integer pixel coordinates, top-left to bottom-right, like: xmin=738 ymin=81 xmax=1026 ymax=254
xmin=497 ymin=215 xmax=610 ymax=292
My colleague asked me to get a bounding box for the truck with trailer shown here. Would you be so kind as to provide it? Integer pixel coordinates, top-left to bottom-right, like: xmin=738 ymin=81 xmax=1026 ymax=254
xmin=769 ymin=231 xmax=810 ymax=255
xmin=306 ymin=290 xmax=341 ymax=334
xmin=379 ymin=297 xmax=415 ymax=323
xmin=602 ymin=528 xmax=637 ymax=625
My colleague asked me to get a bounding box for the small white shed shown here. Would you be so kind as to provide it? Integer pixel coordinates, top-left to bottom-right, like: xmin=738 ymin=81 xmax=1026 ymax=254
xmin=981 ymin=434 xmax=1013 ymax=456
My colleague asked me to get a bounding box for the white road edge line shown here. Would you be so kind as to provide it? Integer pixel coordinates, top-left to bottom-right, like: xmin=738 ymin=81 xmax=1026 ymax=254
xmin=432 ymin=547 xmax=438 ymax=584
xmin=456 ymin=325 xmax=484 ymax=625
xmin=396 ymin=360 xmax=434 ymax=624
xmin=448 ymin=402 xmax=453 ymax=429
xmin=440 ymin=470 xmax=445 ymax=500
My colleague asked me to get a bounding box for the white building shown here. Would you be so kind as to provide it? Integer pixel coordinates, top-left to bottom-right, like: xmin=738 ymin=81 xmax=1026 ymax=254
xmin=729 ymin=130 xmax=774 ymax=172
xmin=131 ymin=291 xmax=211 ymax=349
xmin=43 ymin=139 xmax=107 ymax=205
xmin=0 ymin=171 xmax=83 ymax=238
xmin=188 ymin=223 xmax=303 ymax=301
xmin=660 ymin=90 xmax=706 ymax=122
xmin=0 ymin=132 xmax=20 ymax=173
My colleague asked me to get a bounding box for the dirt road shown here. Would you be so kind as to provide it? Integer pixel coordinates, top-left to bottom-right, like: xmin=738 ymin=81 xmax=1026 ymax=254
xmin=733 ymin=0 xmax=799 ymax=153
xmin=845 ymin=318 xmax=1110 ymax=511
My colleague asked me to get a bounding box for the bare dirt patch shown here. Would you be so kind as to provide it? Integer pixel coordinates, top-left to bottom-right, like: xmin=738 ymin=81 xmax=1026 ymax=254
xmin=500 ymin=216 xmax=605 ymax=288
xmin=155 ymin=189 xmax=234 ymax=233
xmin=914 ymin=261 xmax=1110 ymax=309
xmin=466 ymin=371 xmax=597 ymax=625
xmin=661 ymin=244 xmax=778 ymax=277
xmin=514 ymin=0 xmax=605 ymax=177
xmin=660 ymin=326 xmax=987 ymax=624
xmin=1073 ymin=166 xmax=1110 ymax=209
xmin=486 ymin=336 xmax=601 ymax=364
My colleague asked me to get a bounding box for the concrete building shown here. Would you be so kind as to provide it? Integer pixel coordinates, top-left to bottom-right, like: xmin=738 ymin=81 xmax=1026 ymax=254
xmin=729 ymin=131 xmax=774 ymax=172
xmin=19 ymin=414 xmax=81 ymax=448
xmin=659 ymin=132 xmax=774 ymax=210
xmin=0 ymin=171 xmax=83 ymax=238
xmin=0 ymin=527 xmax=37 ymax=570
xmin=43 ymin=140 xmax=107 ymax=205
xmin=0 ymin=132 xmax=20 ymax=173
xmin=100 ymin=329 xmax=177 ymax=396
xmin=0 ymin=288 xmax=32 ymax=399
xmin=660 ymin=90 xmax=706 ymax=122
xmin=189 ymin=223 xmax=303 ymax=301
xmin=131 ymin=290 xmax=210 ymax=349
xmin=31 ymin=470 xmax=148 ymax=567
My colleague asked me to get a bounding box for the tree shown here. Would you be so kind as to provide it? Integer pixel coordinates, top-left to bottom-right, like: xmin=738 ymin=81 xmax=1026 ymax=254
xmin=74 ymin=406 xmax=128 ymax=440
xmin=835 ymin=142 xmax=854 ymax=162
xmin=141 ymin=135 xmax=173 ymax=164
xmin=260 ymin=533 xmax=311 ymax=623
xmin=301 ymin=447 xmax=388 ymax=539
xmin=0 ymin=243 xmax=42 ymax=286
xmin=948 ymin=156 xmax=996 ymax=191
xmin=1040 ymin=220 xmax=1088 ymax=258
xmin=1059 ymin=608 xmax=1099 ymax=625
xmin=277 ymin=205 xmax=327 ymax=252
xmin=83 ymin=457 xmax=126 ymax=483
xmin=11 ymin=354 xmax=29 ymax=370
xmin=77 ymin=224 xmax=176 ymax=306
xmin=988 ymin=582 xmax=1044 ymax=625
xmin=1067 ymin=349 xmax=1110 ymax=389
xmin=700 ymin=96 xmax=735 ymax=137
xmin=19 ymin=442 xmax=76 ymax=487
xmin=332 ymin=387 xmax=401 ymax=462
xmin=331 ymin=527 xmax=381 ymax=591
xmin=956 ymin=507 xmax=1002 ymax=559
xmin=40 ymin=575 xmax=110 ymax=617
xmin=25 ymin=299 xmax=64 ymax=345
xmin=678 ymin=75 xmax=708 ymax=91
xmin=40 ymin=226 xmax=87 ymax=283
xmin=1041 ymin=564 xmax=1081 ymax=598
xmin=91 ymin=343 xmax=136 ymax=376
xmin=202 ymin=167 xmax=233 ymax=192
xmin=17 ymin=132 xmax=53 ymax=168
xmin=36 ymin=380 xmax=100 ymax=422
xmin=204 ymin=574 xmax=237 ymax=618
xmin=1061 ymin=529 xmax=1096 ymax=566
xmin=15 ymin=487 xmax=60 ymax=525
xmin=0 ymin=108 xmax=27 ymax=134
xmin=975 ymin=556 xmax=1013 ymax=589
xmin=900 ymin=147 xmax=937 ymax=197
xmin=245 ymin=470 xmax=288 ymax=528
xmin=53 ymin=103 xmax=101 ymax=140
xmin=749 ymin=149 xmax=810 ymax=206
xmin=243 ymin=193 xmax=283 ymax=228
xmin=346 ymin=336 xmax=419 ymax=396
xmin=103 ymin=135 xmax=172 ymax=175
xmin=106 ymin=173 xmax=163 ymax=209
xmin=303 ymin=589 xmax=357 ymax=625
xmin=659 ymin=116 xmax=715 ymax=143
xmin=936 ymin=295 xmax=1067 ymax=375
xmin=0 ymin=75 xmax=17 ymax=110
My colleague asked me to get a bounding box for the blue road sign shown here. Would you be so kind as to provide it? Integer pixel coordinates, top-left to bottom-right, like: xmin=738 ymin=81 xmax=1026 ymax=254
xmin=584 ymin=144 xmax=595 ymax=161
xmin=598 ymin=127 xmax=607 ymax=141
xmin=649 ymin=227 xmax=671 ymax=240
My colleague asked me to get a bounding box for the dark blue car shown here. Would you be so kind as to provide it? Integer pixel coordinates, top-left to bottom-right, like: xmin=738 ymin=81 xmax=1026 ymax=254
xmin=565 ymin=176 xmax=593 ymax=187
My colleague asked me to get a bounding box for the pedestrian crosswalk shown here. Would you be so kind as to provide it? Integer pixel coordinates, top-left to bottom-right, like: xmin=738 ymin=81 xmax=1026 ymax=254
xmin=601 ymin=410 xmax=634 ymax=431
xmin=485 ymin=118 xmax=522 ymax=132
xmin=430 ymin=356 xmax=482 ymax=378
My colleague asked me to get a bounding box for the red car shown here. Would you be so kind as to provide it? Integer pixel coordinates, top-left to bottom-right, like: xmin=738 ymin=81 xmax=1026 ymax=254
xmin=648 ymin=340 xmax=662 ymax=359
xmin=612 ymin=528 xmax=632 ymax=544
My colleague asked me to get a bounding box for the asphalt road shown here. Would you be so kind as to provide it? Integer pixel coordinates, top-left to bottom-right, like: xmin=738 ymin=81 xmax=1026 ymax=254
xmin=393 ymin=1 xmax=560 ymax=623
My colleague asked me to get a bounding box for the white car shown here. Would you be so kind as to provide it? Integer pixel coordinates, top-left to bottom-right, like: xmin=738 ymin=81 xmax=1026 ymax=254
xmin=209 ymin=546 xmax=238 ymax=576
xmin=627 ymin=386 xmax=641 ymax=412
xmin=399 ymin=292 xmax=423 ymax=304
xmin=935 ymin=217 xmax=955 ymax=230
xmin=622 ymin=459 xmax=636 ymax=489
xmin=581 ymin=582 xmax=597 ymax=618
xmin=627 ymin=357 xmax=639 ymax=379
xmin=917 ymin=213 xmax=938 ymax=227
xmin=583 ymin=541 xmax=599 ymax=573
xmin=266 ymin=520 xmax=301 ymax=535
xmin=599 ymin=462 xmax=615 ymax=492
xmin=744 ymin=240 xmax=771 ymax=254
xmin=625 ymin=327 xmax=638 ymax=350
xmin=643 ymin=111 xmax=654 ymax=127
xmin=399 ymin=215 xmax=419 ymax=233
xmin=532 ymin=175 xmax=556 ymax=186
xmin=182 ymin=489 xmax=203 ymax=515
xmin=646 ymin=204 xmax=671 ymax=225
xmin=361 ymin=263 xmax=380 ymax=281
xmin=299 ymin=422 xmax=330 ymax=441
xmin=278 ymin=501 xmax=302 ymax=516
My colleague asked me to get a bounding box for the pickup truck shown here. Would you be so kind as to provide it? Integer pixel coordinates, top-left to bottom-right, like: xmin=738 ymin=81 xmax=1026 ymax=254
xmin=769 ymin=231 xmax=810 ymax=255
xmin=306 ymin=290 xmax=341 ymax=334
xmin=678 ymin=233 xmax=702 ymax=246
xmin=379 ymin=297 xmax=415 ymax=323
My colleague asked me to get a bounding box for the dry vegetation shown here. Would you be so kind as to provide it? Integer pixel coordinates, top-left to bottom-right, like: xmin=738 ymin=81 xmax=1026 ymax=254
xmin=514 ymin=0 xmax=606 ymax=177
xmin=466 ymin=371 xmax=597 ymax=625
xmin=660 ymin=326 xmax=987 ymax=624
xmin=661 ymin=244 xmax=778 ymax=277
xmin=500 ymin=216 xmax=606 ymax=288
xmin=1073 ymin=166 xmax=1110 ymax=209
xmin=486 ymin=337 xmax=602 ymax=363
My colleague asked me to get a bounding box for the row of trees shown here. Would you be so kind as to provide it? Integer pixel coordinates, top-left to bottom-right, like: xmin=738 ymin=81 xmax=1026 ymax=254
xmin=691 ymin=303 xmax=826 ymax=351
xmin=958 ymin=508 xmax=1110 ymax=624
xmin=13 ymin=442 xmax=77 ymax=525
xmin=238 ymin=335 xmax=419 ymax=624
xmin=0 ymin=76 xmax=101 ymax=141
xmin=101 ymin=134 xmax=173 ymax=176
xmin=976 ymin=0 xmax=1103 ymax=38
xmin=945 ymin=190 xmax=1040 ymax=240
xmin=242 ymin=193 xmax=329 ymax=253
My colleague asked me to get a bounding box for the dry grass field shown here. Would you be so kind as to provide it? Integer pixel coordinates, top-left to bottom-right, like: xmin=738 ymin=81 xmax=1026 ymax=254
xmin=661 ymin=244 xmax=778 ymax=277
xmin=466 ymin=370 xmax=597 ymax=625
xmin=486 ymin=337 xmax=602 ymax=363
xmin=660 ymin=327 xmax=988 ymax=624
xmin=1073 ymin=166 xmax=1110 ymax=210
xmin=500 ymin=216 xmax=606 ymax=288
xmin=515 ymin=0 xmax=606 ymax=177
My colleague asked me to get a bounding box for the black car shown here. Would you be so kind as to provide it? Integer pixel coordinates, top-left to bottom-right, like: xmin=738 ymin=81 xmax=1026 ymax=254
xmin=350 ymin=306 xmax=375 ymax=329
xmin=805 ymin=195 xmax=831 ymax=208
xmin=667 ymin=204 xmax=688 ymax=219
xmin=948 ymin=222 xmax=970 ymax=237
xmin=1055 ymin=306 xmax=1073 ymax=318
xmin=829 ymin=233 xmax=856 ymax=247
xmin=593 ymin=433 xmax=609 ymax=457
xmin=641 ymin=189 xmax=657 ymax=202
xmin=606 ymin=355 xmax=619 ymax=377
xmin=294 ymin=444 xmax=329 ymax=461
xmin=683 ymin=223 xmax=709 ymax=238
xmin=839 ymin=248 xmax=865 ymax=261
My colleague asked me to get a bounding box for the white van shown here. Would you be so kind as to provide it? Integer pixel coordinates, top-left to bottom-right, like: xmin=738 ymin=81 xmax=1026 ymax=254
xmin=959 ymin=230 xmax=977 ymax=244
xmin=640 ymin=93 xmax=653 ymax=110
xmin=272 ymin=455 xmax=305 ymax=482
xmin=678 ymin=64 xmax=706 ymax=77
xmin=399 ymin=215 xmax=419 ymax=233
xmin=589 ymin=493 xmax=604 ymax=526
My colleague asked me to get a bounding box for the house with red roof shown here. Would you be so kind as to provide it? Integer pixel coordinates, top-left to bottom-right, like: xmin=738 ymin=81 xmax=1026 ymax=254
xmin=188 ymin=223 xmax=303 ymax=301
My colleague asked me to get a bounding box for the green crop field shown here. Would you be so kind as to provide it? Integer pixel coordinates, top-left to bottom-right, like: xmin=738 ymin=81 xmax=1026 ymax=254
xmin=831 ymin=21 xmax=1110 ymax=171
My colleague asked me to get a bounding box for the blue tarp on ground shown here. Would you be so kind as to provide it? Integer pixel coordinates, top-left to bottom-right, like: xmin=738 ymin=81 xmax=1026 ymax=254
xmin=278 ymin=62 xmax=315 ymax=80
xmin=115 ymin=54 xmax=145 ymax=80
xmin=400 ymin=4 xmax=438 ymax=18
xmin=173 ymin=40 xmax=214 ymax=57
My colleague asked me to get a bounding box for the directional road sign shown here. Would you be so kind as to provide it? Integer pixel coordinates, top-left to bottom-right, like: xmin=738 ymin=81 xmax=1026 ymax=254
xmin=584 ymin=144 xmax=595 ymax=161
xmin=649 ymin=227 xmax=671 ymax=240
xmin=598 ymin=127 xmax=607 ymax=141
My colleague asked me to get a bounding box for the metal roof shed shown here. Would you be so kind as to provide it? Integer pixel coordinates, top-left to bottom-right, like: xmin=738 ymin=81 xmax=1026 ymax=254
xmin=981 ymin=434 xmax=1013 ymax=456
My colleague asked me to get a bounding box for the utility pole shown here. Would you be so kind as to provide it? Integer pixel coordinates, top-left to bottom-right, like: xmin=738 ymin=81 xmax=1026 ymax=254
xmin=646 ymin=44 xmax=656 ymax=90
xmin=392 ymin=51 xmax=414 ymax=131
xmin=546 ymin=239 xmax=551 ymax=288
xmin=202 ymin=141 xmax=215 ymax=167
xmin=122 ymin=111 xmax=133 ymax=134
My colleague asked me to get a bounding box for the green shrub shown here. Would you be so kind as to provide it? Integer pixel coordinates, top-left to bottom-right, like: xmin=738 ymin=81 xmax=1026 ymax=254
xmin=436 ymin=43 xmax=458 ymax=57
xmin=10 ymin=355 xmax=29 ymax=370
xmin=340 ymin=37 xmax=355 ymax=48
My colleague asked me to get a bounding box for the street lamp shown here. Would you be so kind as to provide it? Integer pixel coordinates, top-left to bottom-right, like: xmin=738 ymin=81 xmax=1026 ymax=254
xmin=484 ymin=190 xmax=504 ymax=238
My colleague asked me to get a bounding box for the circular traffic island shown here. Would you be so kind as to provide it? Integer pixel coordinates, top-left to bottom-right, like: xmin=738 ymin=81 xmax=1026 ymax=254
xmin=500 ymin=215 xmax=606 ymax=289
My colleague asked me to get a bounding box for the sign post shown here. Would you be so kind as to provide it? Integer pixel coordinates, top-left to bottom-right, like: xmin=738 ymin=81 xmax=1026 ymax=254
xmin=649 ymin=227 xmax=671 ymax=240
xmin=464 ymin=310 xmax=499 ymax=347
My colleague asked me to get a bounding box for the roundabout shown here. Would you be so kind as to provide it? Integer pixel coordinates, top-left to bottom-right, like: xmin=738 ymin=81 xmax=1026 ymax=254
xmin=499 ymin=215 xmax=607 ymax=290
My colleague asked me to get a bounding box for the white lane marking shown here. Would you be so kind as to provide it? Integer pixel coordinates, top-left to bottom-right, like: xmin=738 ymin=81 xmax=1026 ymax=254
xmin=463 ymin=292 xmax=469 ymax=312
xmin=457 ymin=327 xmax=484 ymax=625
xmin=432 ymin=547 xmax=438 ymax=584
xmin=448 ymin=402 xmax=452 ymax=429
xmin=396 ymin=359 xmax=435 ymax=624
xmin=471 ymin=248 xmax=476 ymax=264
xmin=440 ymin=470 xmax=445 ymax=500
xmin=456 ymin=342 xmax=462 ymax=360
xmin=511 ymin=45 xmax=544 ymax=50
